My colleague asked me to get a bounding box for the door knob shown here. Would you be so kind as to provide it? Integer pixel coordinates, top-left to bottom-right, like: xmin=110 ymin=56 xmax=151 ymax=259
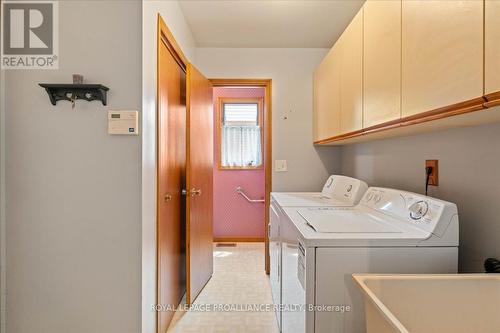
xmin=164 ymin=194 xmax=172 ymax=202
xmin=181 ymin=188 xmax=202 ymax=196
xmin=190 ymin=188 xmax=202 ymax=197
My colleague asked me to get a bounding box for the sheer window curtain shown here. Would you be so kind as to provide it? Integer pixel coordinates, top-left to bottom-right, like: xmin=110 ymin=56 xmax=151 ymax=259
xmin=221 ymin=125 xmax=262 ymax=167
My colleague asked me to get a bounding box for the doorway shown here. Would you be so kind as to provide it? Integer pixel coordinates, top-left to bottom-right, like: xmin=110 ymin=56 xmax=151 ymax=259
xmin=210 ymin=79 xmax=272 ymax=274
xmin=156 ymin=16 xmax=273 ymax=333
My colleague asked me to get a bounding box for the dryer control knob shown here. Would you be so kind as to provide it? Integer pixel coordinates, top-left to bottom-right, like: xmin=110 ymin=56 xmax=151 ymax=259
xmin=409 ymin=201 xmax=428 ymax=220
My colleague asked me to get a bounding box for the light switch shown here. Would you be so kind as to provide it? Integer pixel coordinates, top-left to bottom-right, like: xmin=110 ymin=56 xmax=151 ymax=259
xmin=275 ymin=160 xmax=287 ymax=172
xmin=108 ymin=111 xmax=139 ymax=135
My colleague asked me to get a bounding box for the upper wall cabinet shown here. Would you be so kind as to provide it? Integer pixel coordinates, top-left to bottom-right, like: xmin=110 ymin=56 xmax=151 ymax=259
xmin=339 ymin=8 xmax=363 ymax=134
xmin=313 ymin=43 xmax=341 ymax=142
xmin=401 ymin=0 xmax=483 ymax=117
xmin=363 ymin=0 xmax=401 ymax=128
xmin=313 ymin=0 xmax=496 ymax=145
xmin=485 ymin=0 xmax=500 ymax=99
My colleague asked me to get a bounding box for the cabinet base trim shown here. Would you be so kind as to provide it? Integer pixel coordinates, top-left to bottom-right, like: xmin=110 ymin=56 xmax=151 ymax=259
xmin=484 ymin=91 xmax=500 ymax=108
xmin=315 ymin=96 xmax=488 ymax=145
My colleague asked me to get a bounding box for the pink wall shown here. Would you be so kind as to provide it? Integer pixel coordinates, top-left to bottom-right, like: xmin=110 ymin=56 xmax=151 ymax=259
xmin=213 ymin=87 xmax=266 ymax=239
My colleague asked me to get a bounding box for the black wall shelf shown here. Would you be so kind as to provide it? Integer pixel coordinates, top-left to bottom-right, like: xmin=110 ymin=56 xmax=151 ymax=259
xmin=39 ymin=83 xmax=110 ymax=106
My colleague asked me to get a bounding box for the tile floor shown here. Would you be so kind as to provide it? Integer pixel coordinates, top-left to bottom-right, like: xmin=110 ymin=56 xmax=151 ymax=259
xmin=167 ymin=243 xmax=280 ymax=333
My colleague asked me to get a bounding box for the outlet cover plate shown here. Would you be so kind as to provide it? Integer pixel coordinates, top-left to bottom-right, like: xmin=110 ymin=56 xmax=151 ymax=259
xmin=426 ymin=160 xmax=439 ymax=186
xmin=275 ymin=160 xmax=287 ymax=172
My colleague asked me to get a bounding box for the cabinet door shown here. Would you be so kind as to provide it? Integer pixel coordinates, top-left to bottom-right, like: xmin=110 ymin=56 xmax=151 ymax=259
xmin=402 ymin=0 xmax=483 ymax=117
xmin=313 ymin=44 xmax=341 ymax=142
xmin=485 ymin=0 xmax=500 ymax=95
xmin=363 ymin=0 xmax=401 ymax=128
xmin=340 ymin=8 xmax=363 ymax=134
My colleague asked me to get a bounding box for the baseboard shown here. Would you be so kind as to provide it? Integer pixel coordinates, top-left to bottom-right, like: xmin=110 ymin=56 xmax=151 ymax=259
xmin=213 ymin=237 xmax=264 ymax=243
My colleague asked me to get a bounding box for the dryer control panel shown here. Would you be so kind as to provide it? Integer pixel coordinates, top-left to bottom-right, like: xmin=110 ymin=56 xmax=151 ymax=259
xmin=321 ymin=175 xmax=368 ymax=205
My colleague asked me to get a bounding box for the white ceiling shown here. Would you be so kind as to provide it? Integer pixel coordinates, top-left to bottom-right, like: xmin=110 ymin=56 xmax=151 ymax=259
xmin=178 ymin=0 xmax=365 ymax=48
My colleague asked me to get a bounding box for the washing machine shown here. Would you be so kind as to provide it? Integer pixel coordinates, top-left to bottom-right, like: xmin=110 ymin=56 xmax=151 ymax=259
xmin=278 ymin=187 xmax=459 ymax=333
xmin=269 ymin=175 xmax=368 ymax=330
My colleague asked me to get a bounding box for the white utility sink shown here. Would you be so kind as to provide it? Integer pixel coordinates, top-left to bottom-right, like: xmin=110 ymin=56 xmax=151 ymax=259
xmin=353 ymin=274 xmax=500 ymax=333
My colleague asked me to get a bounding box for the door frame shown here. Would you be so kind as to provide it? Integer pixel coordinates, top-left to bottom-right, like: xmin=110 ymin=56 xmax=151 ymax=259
xmin=210 ymin=78 xmax=273 ymax=274
xmin=157 ymin=14 xmax=188 ymax=71
xmin=156 ymin=14 xmax=189 ymax=332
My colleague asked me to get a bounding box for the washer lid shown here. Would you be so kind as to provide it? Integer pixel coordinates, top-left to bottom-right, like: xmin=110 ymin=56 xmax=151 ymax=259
xmin=272 ymin=192 xmax=352 ymax=207
xmin=298 ymin=208 xmax=403 ymax=233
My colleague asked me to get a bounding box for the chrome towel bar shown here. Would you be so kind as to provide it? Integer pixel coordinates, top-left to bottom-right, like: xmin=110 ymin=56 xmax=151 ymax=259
xmin=236 ymin=186 xmax=264 ymax=204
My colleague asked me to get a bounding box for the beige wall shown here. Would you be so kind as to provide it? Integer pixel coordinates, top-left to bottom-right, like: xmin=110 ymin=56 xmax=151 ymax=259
xmin=194 ymin=47 xmax=342 ymax=192
xmin=4 ymin=1 xmax=142 ymax=332
xmin=340 ymin=119 xmax=500 ymax=272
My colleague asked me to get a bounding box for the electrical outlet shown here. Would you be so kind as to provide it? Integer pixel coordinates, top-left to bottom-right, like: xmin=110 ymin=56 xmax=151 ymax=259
xmin=426 ymin=160 xmax=439 ymax=186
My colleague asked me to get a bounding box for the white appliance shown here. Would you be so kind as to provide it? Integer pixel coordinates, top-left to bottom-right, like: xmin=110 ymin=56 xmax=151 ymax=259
xmin=278 ymin=187 xmax=459 ymax=333
xmin=269 ymin=175 xmax=368 ymax=331
xmin=271 ymin=175 xmax=368 ymax=208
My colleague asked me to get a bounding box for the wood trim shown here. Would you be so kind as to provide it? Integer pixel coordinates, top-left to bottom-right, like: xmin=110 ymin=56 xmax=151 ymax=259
xmin=315 ymin=96 xmax=487 ymax=145
xmin=211 ymin=78 xmax=272 ymax=87
xmin=484 ymin=100 xmax=500 ymax=108
xmin=314 ymin=129 xmax=364 ymax=145
xmin=216 ymin=97 xmax=265 ymax=170
xmin=265 ymin=81 xmax=272 ymax=275
xmin=157 ymin=14 xmax=188 ymax=72
xmin=400 ymin=97 xmax=486 ymax=124
xmin=362 ymin=118 xmax=402 ymax=134
xmin=211 ymin=78 xmax=273 ymax=275
xmin=484 ymin=91 xmax=500 ymax=108
xmin=213 ymin=237 xmax=265 ymax=243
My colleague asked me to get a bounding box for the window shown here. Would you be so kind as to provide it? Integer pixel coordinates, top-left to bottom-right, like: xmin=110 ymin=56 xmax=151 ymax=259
xmin=218 ymin=98 xmax=263 ymax=169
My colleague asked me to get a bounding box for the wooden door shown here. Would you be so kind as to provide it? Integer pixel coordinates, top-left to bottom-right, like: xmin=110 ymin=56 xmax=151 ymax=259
xmin=401 ymin=0 xmax=483 ymax=117
xmin=185 ymin=64 xmax=214 ymax=304
xmin=313 ymin=43 xmax=341 ymax=142
xmin=339 ymin=7 xmax=363 ymax=134
xmin=485 ymin=0 xmax=500 ymax=95
xmin=363 ymin=0 xmax=401 ymax=128
xmin=157 ymin=28 xmax=187 ymax=333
